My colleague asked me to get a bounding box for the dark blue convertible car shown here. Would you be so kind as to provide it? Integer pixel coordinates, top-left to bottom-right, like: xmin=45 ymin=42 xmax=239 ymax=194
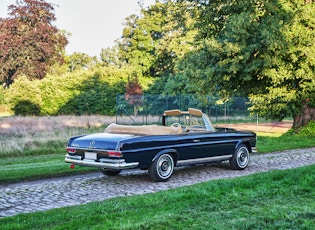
xmin=65 ymin=108 xmax=257 ymax=182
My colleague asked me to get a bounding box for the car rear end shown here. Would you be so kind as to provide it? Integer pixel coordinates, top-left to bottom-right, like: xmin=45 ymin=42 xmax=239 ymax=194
xmin=65 ymin=133 xmax=139 ymax=170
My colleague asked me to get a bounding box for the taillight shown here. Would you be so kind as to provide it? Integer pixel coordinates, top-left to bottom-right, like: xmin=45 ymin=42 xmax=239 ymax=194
xmin=66 ymin=147 xmax=76 ymax=154
xmin=108 ymin=151 xmax=122 ymax=157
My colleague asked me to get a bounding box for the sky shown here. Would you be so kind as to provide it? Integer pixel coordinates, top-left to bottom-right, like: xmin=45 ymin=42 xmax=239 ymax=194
xmin=0 ymin=0 xmax=156 ymax=57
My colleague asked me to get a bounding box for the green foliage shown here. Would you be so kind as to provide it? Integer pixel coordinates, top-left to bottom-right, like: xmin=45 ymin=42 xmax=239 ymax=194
xmin=57 ymin=72 xmax=124 ymax=115
xmin=176 ymin=0 xmax=315 ymax=129
xmin=13 ymin=100 xmax=41 ymax=116
xmin=66 ymin=52 xmax=99 ymax=71
xmin=249 ymin=1 xmax=315 ymax=122
xmin=4 ymin=75 xmax=42 ymax=115
xmin=4 ymin=66 xmax=153 ymax=116
xmin=297 ymin=121 xmax=315 ymax=137
xmin=118 ymin=0 xmax=198 ymax=82
xmin=285 ymin=120 xmax=315 ymax=137
xmin=0 ymin=87 xmax=4 ymax=104
xmin=0 ymin=88 xmax=11 ymax=114
xmin=100 ymin=46 xmax=124 ymax=67
xmin=120 ymin=11 xmax=160 ymax=74
xmin=48 ymin=67 xmax=126 ymax=115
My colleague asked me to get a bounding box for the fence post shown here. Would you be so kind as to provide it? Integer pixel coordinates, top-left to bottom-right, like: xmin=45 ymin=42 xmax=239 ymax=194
xmin=256 ymin=114 xmax=259 ymax=134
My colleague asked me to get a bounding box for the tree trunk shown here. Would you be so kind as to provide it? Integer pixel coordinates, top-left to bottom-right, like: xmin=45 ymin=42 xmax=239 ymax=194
xmin=3 ymin=70 xmax=16 ymax=88
xmin=133 ymin=105 xmax=138 ymax=117
xmin=293 ymin=102 xmax=315 ymax=130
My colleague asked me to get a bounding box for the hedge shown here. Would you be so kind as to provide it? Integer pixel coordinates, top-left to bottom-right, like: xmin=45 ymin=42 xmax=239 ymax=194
xmin=3 ymin=66 xmax=152 ymax=116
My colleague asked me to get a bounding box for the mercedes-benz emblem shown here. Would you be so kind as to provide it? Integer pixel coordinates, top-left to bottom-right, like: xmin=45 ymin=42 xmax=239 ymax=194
xmin=89 ymin=140 xmax=96 ymax=148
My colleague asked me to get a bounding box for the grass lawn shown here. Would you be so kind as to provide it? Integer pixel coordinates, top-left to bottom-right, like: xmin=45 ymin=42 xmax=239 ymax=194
xmin=0 ymin=153 xmax=97 ymax=184
xmin=1 ymin=164 xmax=314 ymax=229
xmin=257 ymin=135 xmax=315 ymax=153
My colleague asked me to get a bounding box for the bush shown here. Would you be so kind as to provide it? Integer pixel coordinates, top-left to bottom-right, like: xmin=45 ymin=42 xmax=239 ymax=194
xmin=13 ymin=100 xmax=41 ymax=116
xmin=297 ymin=120 xmax=315 ymax=137
xmin=285 ymin=120 xmax=315 ymax=137
xmin=3 ymin=66 xmax=153 ymax=116
xmin=4 ymin=76 xmax=42 ymax=116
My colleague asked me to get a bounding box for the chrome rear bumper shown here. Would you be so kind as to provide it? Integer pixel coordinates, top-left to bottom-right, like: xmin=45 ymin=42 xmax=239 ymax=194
xmin=65 ymin=154 xmax=139 ymax=170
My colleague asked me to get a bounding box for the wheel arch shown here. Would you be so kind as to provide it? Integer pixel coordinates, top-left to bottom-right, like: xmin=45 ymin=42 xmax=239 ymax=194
xmin=152 ymin=149 xmax=179 ymax=166
xmin=230 ymin=141 xmax=251 ymax=170
xmin=235 ymin=140 xmax=251 ymax=153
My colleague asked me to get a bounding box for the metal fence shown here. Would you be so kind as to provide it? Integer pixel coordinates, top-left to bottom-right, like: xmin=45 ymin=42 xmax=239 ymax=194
xmin=115 ymin=94 xmax=292 ymax=133
xmin=116 ymin=94 xmax=250 ymax=122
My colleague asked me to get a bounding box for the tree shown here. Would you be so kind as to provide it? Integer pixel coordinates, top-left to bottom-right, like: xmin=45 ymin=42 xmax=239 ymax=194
xmin=118 ymin=1 xmax=197 ymax=77
xmin=0 ymin=0 xmax=68 ymax=88
xmin=66 ymin=52 xmax=98 ymax=71
xmin=180 ymin=0 xmax=315 ymax=130
xmin=125 ymin=73 xmax=143 ymax=117
xmin=116 ymin=0 xmax=199 ymax=96
xmin=100 ymin=46 xmax=124 ymax=67
xmin=118 ymin=7 xmax=164 ymax=76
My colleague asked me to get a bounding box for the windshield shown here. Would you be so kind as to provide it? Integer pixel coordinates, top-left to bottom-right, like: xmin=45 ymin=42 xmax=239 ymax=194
xmin=202 ymin=114 xmax=216 ymax=132
xmin=165 ymin=113 xmax=216 ymax=132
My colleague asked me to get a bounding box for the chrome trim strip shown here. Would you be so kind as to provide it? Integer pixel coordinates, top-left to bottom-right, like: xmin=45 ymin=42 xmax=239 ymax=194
xmin=65 ymin=154 xmax=139 ymax=170
xmin=177 ymin=155 xmax=232 ymax=165
xmin=67 ymin=147 xmax=118 ymax=152
xmin=66 ymin=154 xmax=82 ymax=160
xmin=99 ymin=158 xmax=125 ymax=164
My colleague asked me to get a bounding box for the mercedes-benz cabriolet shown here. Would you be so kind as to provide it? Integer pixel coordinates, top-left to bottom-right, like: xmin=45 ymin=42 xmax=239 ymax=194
xmin=65 ymin=108 xmax=257 ymax=182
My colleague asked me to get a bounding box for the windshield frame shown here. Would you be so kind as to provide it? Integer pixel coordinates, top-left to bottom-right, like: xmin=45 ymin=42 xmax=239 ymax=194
xmin=202 ymin=114 xmax=216 ymax=132
xmin=162 ymin=108 xmax=216 ymax=132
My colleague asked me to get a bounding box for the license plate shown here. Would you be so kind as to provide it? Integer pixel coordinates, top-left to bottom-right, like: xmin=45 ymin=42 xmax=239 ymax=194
xmin=85 ymin=152 xmax=97 ymax=160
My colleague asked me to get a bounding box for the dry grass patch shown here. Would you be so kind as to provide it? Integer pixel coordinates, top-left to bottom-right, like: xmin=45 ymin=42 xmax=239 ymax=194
xmin=0 ymin=115 xmax=115 ymax=135
xmin=0 ymin=115 xmax=115 ymax=157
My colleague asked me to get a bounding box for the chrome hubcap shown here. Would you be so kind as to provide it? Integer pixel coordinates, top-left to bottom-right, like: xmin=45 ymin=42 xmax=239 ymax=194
xmin=238 ymin=147 xmax=249 ymax=167
xmin=157 ymin=155 xmax=174 ymax=178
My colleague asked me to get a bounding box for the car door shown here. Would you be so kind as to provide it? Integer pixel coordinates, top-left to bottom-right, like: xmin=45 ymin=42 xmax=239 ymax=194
xmin=187 ymin=132 xmax=237 ymax=159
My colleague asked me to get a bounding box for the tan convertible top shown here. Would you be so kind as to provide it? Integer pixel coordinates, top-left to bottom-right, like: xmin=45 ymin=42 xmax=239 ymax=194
xmin=105 ymin=123 xmax=182 ymax=136
xmin=164 ymin=108 xmax=203 ymax=117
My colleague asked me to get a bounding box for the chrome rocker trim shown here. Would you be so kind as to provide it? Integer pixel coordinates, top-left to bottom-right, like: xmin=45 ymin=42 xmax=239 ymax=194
xmin=65 ymin=154 xmax=139 ymax=170
xmin=177 ymin=155 xmax=232 ymax=166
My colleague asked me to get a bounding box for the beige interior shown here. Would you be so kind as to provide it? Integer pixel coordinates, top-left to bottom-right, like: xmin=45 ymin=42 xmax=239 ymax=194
xmin=105 ymin=108 xmax=204 ymax=135
xmin=105 ymin=123 xmax=183 ymax=135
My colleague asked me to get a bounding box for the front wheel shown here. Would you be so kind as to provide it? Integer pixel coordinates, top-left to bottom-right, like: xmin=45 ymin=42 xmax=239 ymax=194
xmin=148 ymin=153 xmax=174 ymax=182
xmin=230 ymin=144 xmax=250 ymax=170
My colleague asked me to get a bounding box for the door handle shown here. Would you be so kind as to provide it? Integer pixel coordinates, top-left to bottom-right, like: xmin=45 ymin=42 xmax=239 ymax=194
xmin=193 ymin=139 xmax=200 ymax=143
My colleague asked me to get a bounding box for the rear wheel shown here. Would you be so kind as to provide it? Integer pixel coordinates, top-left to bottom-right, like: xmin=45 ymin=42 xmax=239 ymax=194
xmin=230 ymin=144 xmax=250 ymax=170
xmin=99 ymin=168 xmax=121 ymax=176
xmin=148 ymin=153 xmax=174 ymax=182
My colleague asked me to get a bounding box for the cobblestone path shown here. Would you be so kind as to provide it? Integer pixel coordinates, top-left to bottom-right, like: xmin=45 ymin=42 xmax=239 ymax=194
xmin=1 ymin=148 xmax=315 ymax=217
